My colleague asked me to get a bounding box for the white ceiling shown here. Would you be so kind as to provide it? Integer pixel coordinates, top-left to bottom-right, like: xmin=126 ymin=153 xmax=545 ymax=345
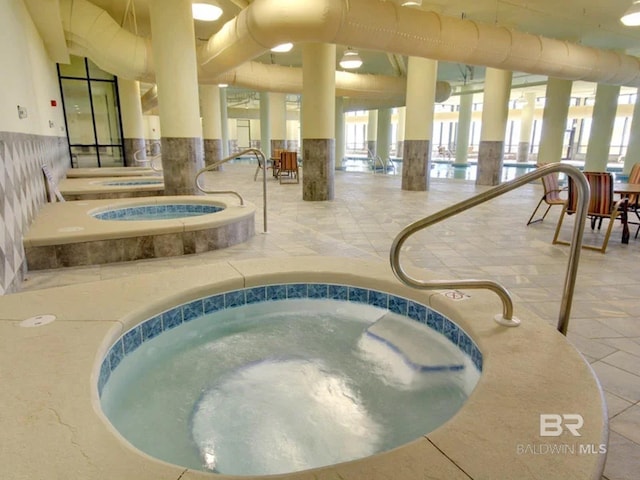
xmin=74 ymin=0 xmax=640 ymax=100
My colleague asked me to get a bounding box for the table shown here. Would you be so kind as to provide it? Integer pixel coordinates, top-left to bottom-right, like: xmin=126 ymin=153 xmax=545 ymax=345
xmin=614 ymin=183 xmax=640 ymax=243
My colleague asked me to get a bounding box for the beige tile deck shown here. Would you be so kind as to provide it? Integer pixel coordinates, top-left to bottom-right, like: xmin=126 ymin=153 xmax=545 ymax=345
xmin=12 ymin=162 xmax=640 ymax=479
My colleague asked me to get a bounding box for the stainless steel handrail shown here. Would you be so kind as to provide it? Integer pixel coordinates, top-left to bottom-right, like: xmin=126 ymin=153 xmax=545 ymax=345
xmin=194 ymin=148 xmax=268 ymax=233
xmin=390 ymin=163 xmax=590 ymax=335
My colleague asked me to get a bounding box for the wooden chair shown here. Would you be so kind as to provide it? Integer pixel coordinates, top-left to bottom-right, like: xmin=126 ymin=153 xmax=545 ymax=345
xmin=552 ymin=172 xmax=624 ymax=253
xmin=278 ymin=151 xmax=299 ymax=184
xmin=624 ymin=162 xmax=640 ymax=238
xmin=526 ymin=166 xmax=567 ymax=225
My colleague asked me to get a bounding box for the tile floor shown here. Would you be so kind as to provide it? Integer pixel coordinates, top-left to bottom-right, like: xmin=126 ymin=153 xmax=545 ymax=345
xmin=18 ymin=162 xmax=640 ymax=480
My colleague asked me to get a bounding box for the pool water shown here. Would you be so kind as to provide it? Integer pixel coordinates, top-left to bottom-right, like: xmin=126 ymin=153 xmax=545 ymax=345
xmin=101 ymin=179 xmax=164 ymax=186
xmin=92 ymin=203 xmax=223 ymax=221
xmin=100 ymin=298 xmax=480 ymax=476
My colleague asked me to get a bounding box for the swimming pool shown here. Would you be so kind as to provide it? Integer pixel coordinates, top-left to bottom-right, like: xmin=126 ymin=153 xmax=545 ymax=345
xmin=98 ymin=283 xmax=481 ymax=476
xmin=92 ymin=203 xmax=224 ymax=221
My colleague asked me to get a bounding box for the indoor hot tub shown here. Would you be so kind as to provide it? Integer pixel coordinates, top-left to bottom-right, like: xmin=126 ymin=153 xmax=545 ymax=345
xmin=23 ymin=196 xmax=254 ymax=269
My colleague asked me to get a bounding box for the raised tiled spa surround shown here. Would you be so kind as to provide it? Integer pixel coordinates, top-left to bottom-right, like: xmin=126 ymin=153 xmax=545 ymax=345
xmin=0 ymin=132 xmax=68 ymax=294
xmin=23 ymin=197 xmax=254 ymax=269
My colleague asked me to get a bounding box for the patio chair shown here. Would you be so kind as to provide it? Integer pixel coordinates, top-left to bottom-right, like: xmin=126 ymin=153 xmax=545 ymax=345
xmin=625 ymin=162 xmax=640 ymax=238
xmin=552 ymin=172 xmax=624 ymax=253
xmin=279 ymin=151 xmax=299 ymax=184
xmin=526 ymin=166 xmax=567 ymax=225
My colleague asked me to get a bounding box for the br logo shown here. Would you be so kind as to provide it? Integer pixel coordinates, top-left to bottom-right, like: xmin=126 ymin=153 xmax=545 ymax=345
xmin=539 ymin=414 xmax=584 ymax=437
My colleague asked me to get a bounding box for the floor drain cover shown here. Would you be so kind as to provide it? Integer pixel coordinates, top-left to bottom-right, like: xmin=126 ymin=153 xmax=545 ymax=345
xmin=20 ymin=314 xmax=56 ymax=327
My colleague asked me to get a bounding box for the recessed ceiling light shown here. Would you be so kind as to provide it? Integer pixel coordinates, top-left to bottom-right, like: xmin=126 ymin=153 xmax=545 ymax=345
xmin=218 ymin=83 xmax=228 ymax=88
xmin=192 ymin=2 xmax=223 ymax=22
xmin=271 ymin=43 xmax=293 ymax=53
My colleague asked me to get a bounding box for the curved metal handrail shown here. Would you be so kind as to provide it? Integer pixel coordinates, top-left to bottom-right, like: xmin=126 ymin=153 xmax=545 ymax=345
xmin=390 ymin=163 xmax=590 ymax=335
xmin=194 ymin=148 xmax=268 ymax=233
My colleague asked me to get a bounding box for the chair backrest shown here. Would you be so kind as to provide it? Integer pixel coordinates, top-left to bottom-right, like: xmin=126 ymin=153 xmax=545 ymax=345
xmin=629 ymin=162 xmax=640 ymax=184
xmin=280 ymin=151 xmax=297 ymax=169
xmin=567 ymin=172 xmax=613 ymax=216
xmin=541 ymin=172 xmax=563 ymax=202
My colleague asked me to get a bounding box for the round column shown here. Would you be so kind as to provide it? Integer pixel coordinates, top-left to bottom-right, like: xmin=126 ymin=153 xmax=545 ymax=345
xmin=403 ymin=57 xmax=437 ymax=191
xmin=477 ymin=67 xmax=512 ymax=186
xmin=517 ymin=91 xmax=537 ymax=163
xmin=149 ymin=0 xmax=203 ymax=195
xmin=200 ymin=84 xmax=223 ymax=168
xmin=259 ymin=92 xmax=270 ymax=158
xmin=623 ymin=87 xmax=640 ymax=175
xmin=367 ymin=110 xmax=378 ymax=157
xmin=220 ymin=88 xmax=229 ymax=157
xmin=538 ymin=78 xmax=572 ymax=164
xmin=335 ymin=96 xmax=345 ymax=170
xmin=302 ymin=43 xmax=336 ymax=201
xmin=585 ymin=83 xmax=621 ymax=172
xmin=118 ymin=78 xmax=146 ymax=167
xmin=377 ymin=108 xmax=392 ymax=162
xmin=454 ymin=85 xmax=473 ymax=166
xmin=396 ymin=106 xmax=405 ymax=159
xmin=269 ymin=92 xmax=287 ymax=155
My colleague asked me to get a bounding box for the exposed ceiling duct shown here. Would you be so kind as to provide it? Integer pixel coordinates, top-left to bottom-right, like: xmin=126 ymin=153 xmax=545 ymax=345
xmin=200 ymin=0 xmax=640 ymax=87
xmin=59 ymin=0 xmax=640 ymax=111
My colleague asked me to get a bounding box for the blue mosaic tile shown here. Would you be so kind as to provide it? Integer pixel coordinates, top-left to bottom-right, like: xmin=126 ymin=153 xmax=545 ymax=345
xmin=108 ymin=339 xmax=125 ymax=370
xmin=287 ymin=283 xmax=307 ymax=299
xmin=245 ymin=287 xmax=266 ymax=304
xmin=98 ymin=360 xmax=111 ymax=396
xmin=183 ymin=299 xmax=203 ymax=322
xmin=203 ymin=294 xmax=224 ymax=314
xmin=348 ymin=287 xmax=368 ymax=304
xmin=266 ymin=285 xmax=286 ymax=301
xmin=122 ymin=326 xmax=142 ymax=354
xmin=458 ymin=332 xmax=474 ymax=357
xmin=407 ymin=301 xmax=427 ymax=323
xmin=368 ymin=290 xmax=388 ymax=309
xmin=163 ymin=307 xmax=183 ymax=331
xmin=388 ymin=295 xmax=408 ymax=315
xmin=427 ymin=310 xmax=444 ymax=332
xmin=472 ymin=346 xmax=483 ymax=371
xmin=142 ymin=315 xmax=163 ymax=341
xmin=225 ymin=290 xmax=245 ymax=308
xmin=443 ymin=319 xmax=460 ymax=345
xmin=308 ymin=284 xmax=328 ymax=299
xmin=327 ymin=285 xmax=348 ymax=300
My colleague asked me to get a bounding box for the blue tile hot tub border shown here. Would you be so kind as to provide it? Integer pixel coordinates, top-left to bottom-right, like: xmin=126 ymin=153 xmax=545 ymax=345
xmin=93 ymin=203 xmax=223 ymax=220
xmin=98 ymin=283 xmax=483 ymax=396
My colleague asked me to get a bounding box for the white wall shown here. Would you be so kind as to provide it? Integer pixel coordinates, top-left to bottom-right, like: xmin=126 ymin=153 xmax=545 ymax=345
xmin=0 ymin=0 xmax=65 ymax=135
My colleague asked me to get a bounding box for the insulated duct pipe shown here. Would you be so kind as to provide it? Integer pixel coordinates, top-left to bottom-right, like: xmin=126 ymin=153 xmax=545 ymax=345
xmin=200 ymin=0 xmax=640 ymax=87
xmin=59 ymin=0 xmax=154 ymax=82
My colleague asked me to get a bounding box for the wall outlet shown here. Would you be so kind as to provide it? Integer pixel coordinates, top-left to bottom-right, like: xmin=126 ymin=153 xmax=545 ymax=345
xmin=17 ymin=105 xmax=27 ymax=119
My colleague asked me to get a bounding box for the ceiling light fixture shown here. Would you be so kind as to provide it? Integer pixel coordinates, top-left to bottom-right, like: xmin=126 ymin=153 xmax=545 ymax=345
xmin=218 ymin=83 xmax=228 ymax=88
xmin=621 ymin=1 xmax=640 ymax=26
xmin=192 ymin=2 xmax=223 ymax=21
xmin=339 ymin=48 xmax=363 ymax=69
xmin=271 ymin=43 xmax=293 ymax=53
xmin=401 ymin=0 xmax=422 ymax=6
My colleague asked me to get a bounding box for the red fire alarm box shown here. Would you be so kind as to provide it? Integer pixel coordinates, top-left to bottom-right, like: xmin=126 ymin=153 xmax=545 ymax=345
xmin=51 ymin=100 xmax=57 ymax=107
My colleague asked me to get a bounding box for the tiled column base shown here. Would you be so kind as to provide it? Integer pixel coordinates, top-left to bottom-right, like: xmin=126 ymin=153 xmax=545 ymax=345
xmin=123 ymin=138 xmax=146 ymax=167
xmin=286 ymin=139 xmax=299 ymax=152
xmin=476 ymin=140 xmax=504 ymax=186
xmin=303 ymin=138 xmax=335 ymax=201
xmin=401 ymin=140 xmax=430 ymax=191
xmin=161 ymin=137 xmax=204 ymax=195
xmin=24 ymin=217 xmax=255 ymax=270
xmin=204 ymin=139 xmax=223 ymax=170
xmin=396 ymin=141 xmax=404 ymax=159
xmin=517 ymin=141 xmax=530 ymax=163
